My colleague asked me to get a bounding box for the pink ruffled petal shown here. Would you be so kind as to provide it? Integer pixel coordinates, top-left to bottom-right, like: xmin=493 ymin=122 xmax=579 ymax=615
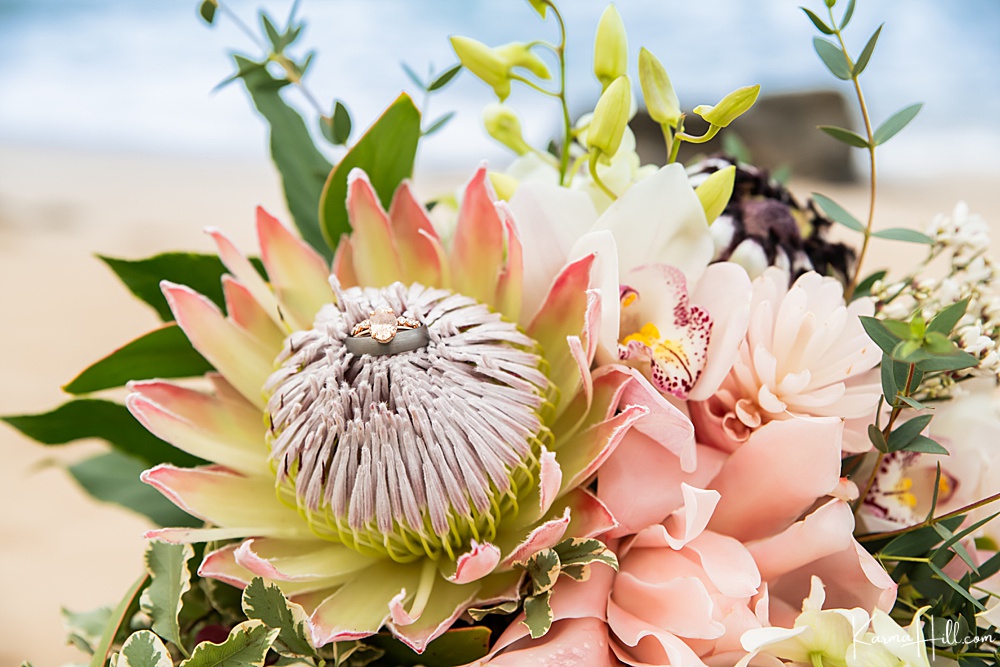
xmin=618 ymin=369 xmax=697 ymax=472
xmin=607 ymin=601 xmax=708 ymax=665
xmin=447 ymin=541 xmax=502 ymax=585
xmin=490 ymin=617 xmax=616 ymax=667
xmin=557 ymin=404 xmax=649 ymax=496
xmin=161 ymin=281 xmax=274 ymax=409
xmin=389 ymin=577 xmax=486 ymax=652
xmin=256 ymin=206 xmax=333 ymax=329
xmin=345 ymin=169 xmax=404 ymax=287
xmin=611 ymin=569 xmax=725 ymax=640
xmin=222 ymin=276 xmax=287 ymax=351
xmin=561 ymin=488 xmax=619 ymax=540
xmin=449 ymin=165 xmax=506 ymax=307
xmin=206 ymin=226 xmax=283 ymax=327
xmin=538 ymin=446 xmax=564 ymax=519
xmin=387 ymin=180 xmax=444 ymax=287
xmin=708 ymin=417 xmax=843 ymax=542
xmin=685 ymin=531 xmax=762 ymax=599
xmin=629 ymin=484 xmax=721 ymax=552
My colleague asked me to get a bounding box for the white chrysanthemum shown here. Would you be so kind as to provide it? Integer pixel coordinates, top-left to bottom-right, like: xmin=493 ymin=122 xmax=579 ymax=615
xmin=691 ymin=267 xmax=881 ymax=453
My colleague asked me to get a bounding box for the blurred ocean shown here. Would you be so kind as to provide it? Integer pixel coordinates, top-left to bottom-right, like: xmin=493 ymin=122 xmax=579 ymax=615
xmin=0 ymin=0 xmax=998 ymax=176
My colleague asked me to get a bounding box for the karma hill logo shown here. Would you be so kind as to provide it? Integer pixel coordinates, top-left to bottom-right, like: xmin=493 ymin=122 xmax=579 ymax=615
xmin=852 ymin=617 xmax=997 ymax=659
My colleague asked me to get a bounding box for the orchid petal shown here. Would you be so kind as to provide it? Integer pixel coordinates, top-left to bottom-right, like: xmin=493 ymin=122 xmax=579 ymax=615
xmin=568 ymin=230 xmax=620 ymax=361
xmin=687 ymin=262 xmax=753 ymax=401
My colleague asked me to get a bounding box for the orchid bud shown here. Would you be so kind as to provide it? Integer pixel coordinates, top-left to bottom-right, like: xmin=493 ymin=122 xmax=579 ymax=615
xmin=587 ymin=76 xmax=631 ymax=158
xmin=450 ymin=35 xmax=511 ymax=100
xmin=483 ymin=104 xmax=531 ymax=155
xmin=495 ymin=42 xmax=551 ymax=80
xmin=638 ymin=47 xmax=681 ymax=127
xmin=693 ymin=84 xmax=761 ymax=128
xmin=489 ymin=171 xmax=519 ymax=201
xmin=695 ymin=165 xmax=735 ymax=225
xmin=526 ymin=0 xmax=547 ymax=18
xmin=593 ymin=5 xmax=628 ymax=90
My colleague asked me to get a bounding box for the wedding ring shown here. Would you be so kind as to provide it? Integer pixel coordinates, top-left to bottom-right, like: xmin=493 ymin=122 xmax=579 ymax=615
xmin=345 ymin=325 xmax=430 ymax=356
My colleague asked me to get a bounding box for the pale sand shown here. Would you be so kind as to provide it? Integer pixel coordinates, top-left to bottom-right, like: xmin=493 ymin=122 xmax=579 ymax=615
xmin=1 ymin=142 xmax=997 ymax=665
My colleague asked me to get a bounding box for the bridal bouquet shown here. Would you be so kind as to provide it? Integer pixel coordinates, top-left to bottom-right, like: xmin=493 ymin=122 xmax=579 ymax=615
xmin=9 ymin=1 xmax=1000 ymax=665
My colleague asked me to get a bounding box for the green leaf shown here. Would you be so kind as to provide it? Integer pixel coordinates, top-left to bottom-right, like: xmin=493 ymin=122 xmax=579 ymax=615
xmin=319 ymin=94 xmax=421 ymax=248
xmin=852 ymin=269 xmax=886 ymax=299
xmin=840 ymin=0 xmax=856 ymax=28
xmin=115 ymin=630 xmax=173 ymax=667
xmin=858 ymin=316 xmax=903 ymax=356
xmin=915 ymin=349 xmax=980 ymax=373
xmin=63 ymin=605 xmax=113 ymax=655
xmin=901 ymin=434 xmax=949 ymax=455
xmin=853 ymin=24 xmax=883 ymax=77
xmin=2 ymin=398 xmax=202 ymax=467
xmin=877 ymin=516 xmax=963 ymax=558
xmin=236 ymin=54 xmax=334 ymax=259
xmin=801 ymin=7 xmax=835 ymax=34
xmin=332 ymin=100 xmax=352 ymax=145
xmin=974 ymin=550 xmax=1000 ymax=583
xmin=140 ymin=541 xmax=195 ymax=650
xmin=873 ymin=103 xmax=923 ymax=146
xmin=90 ymin=575 xmax=149 ymax=667
xmin=887 ymin=414 xmax=933 ymax=451
xmin=100 ymin=253 xmax=235 ymax=321
xmin=180 ymin=620 xmax=278 ymax=667
xmin=818 ymin=125 xmax=870 ymax=148
xmin=522 ymin=590 xmax=553 ymax=639
xmin=812 ymin=193 xmax=865 ymax=231
xmin=70 ymin=451 xmax=200 ymax=527
xmin=928 ymin=299 xmax=970 ymax=335
xmin=423 ymin=111 xmax=456 ymax=138
xmin=880 ymin=355 xmax=897 ymax=403
xmin=933 ymin=512 xmax=1000 ymax=572
xmin=368 ymin=627 xmax=491 ymax=667
xmin=868 ymin=424 xmax=889 ymax=453
xmin=554 ymin=537 xmax=619 ymax=570
xmin=261 ymin=13 xmax=282 ymax=51
xmin=870 ymin=227 xmax=933 ymax=244
xmin=467 ymin=600 xmax=518 ymax=622
xmin=241 ymin=578 xmax=314 ymax=657
xmin=525 ymin=549 xmax=561 ymax=594
xmin=427 ymin=64 xmax=462 ymax=91
xmin=898 ymin=395 xmax=927 ymax=411
xmin=926 ymin=561 xmax=986 ymax=611
xmin=199 ymin=0 xmax=218 ymax=25
xmin=64 ymin=325 xmax=212 ymax=394
xmin=400 ymin=62 xmax=427 ymax=91
xmin=813 ymin=37 xmax=852 ymax=80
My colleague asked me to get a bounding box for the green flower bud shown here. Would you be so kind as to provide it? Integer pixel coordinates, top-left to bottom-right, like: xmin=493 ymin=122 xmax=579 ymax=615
xmin=483 ymin=104 xmax=531 ymax=155
xmin=451 ymin=35 xmax=511 ymax=100
xmin=526 ymin=0 xmax=548 ymax=18
xmin=587 ymin=76 xmax=631 ymax=158
xmin=638 ymin=47 xmax=680 ymax=127
xmin=693 ymin=84 xmax=761 ymax=128
xmin=694 ymin=165 xmax=735 ymax=224
xmin=495 ymin=42 xmax=551 ymax=80
xmin=593 ymin=5 xmax=628 ymax=90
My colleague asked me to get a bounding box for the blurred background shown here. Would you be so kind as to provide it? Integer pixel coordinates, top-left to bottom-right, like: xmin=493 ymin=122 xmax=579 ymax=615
xmin=1 ymin=1 xmax=998 ymax=664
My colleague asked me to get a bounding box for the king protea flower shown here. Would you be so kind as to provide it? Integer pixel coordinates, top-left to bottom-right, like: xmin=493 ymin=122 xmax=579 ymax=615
xmin=129 ymin=166 xmax=653 ymax=652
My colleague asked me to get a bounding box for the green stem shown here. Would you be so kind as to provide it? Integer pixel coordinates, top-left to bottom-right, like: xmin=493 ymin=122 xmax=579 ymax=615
xmin=667 ymin=116 xmax=685 ymax=164
xmin=544 ymin=1 xmax=573 ymax=186
xmin=676 ymin=124 xmax=720 ymax=144
xmin=509 ymin=73 xmax=561 ymax=97
xmin=859 ymin=489 xmax=1000 ymax=543
xmin=589 ymin=153 xmax=617 ymax=200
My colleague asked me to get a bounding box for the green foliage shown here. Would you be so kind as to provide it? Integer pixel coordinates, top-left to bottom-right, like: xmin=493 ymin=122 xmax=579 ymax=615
xmin=179 ymin=620 xmax=278 ymax=667
xmin=112 ymin=630 xmax=173 ymax=667
xmin=141 ymin=542 xmax=195 ymax=652
xmin=852 ymin=270 xmax=886 ymax=299
xmin=869 ymin=227 xmax=932 ymax=244
xmin=198 ymin=1 xmax=218 ymax=25
xmin=812 ymin=37 xmax=852 ymax=80
xmin=818 ymin=125 xmax=869 ymax=148
xmin=90 ymin=575 xmax=149 ymax=667
xmin=852 ymin=24 xmax=882 ymax=77
xmin=522 ymin=590 xmax=554 ymax=639
xmin=63 ymin=605 xmax=113 ymax=655
xmin=241 ymin=578 xmax=313 ymax=657
xmin=801 ymin=7 xmax=834 ymax=34
xmin=873 ymin=102 xmax=923 ymax=146
xmin=318 ymin=94 xmax=421 ymax=248
xmin=367 ymin=627 xmax=490 ymax=667
xmin=64 ymin=325 xmax=212 ymax=394
xmin=812 ymin=193 xmax=864 ymax=232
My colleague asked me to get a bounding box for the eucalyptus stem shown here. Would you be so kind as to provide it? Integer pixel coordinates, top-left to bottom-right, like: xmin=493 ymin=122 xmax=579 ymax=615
xmin=542 ymin=0 xmax=574 ymax=186
xmin=829 ymin=5 xmax=878 ymax=301
xmin=855 ymin=363 xmax=915 ymax=515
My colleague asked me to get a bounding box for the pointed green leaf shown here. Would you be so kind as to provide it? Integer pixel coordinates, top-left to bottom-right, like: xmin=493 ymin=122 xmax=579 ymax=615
xmin=64 ymin=325 xmax=211 ymax=394
xmin=868 ymin=424 xmax=889 ymax=453
xmin=141 ymin=542 xmax=195 ymax=650
xmin=813 ymin=37 xmax=852 ymax=80
xmin=400 ymin=62 xmax=427 ymax=91
xmin=332 ymin=100 xmax=352 ymax=145
xmin=887 ymin=414 xmax=933 ymax=452
xmin=90 ymin=575 xmax=149 ymax=667
xmin=199 ymin=0 xmax=218 ymax=24
xmin=933 ymin=512 xmax=1000 ymax=572
xmin=63 ymin=605 xmax=113 ymax=655
xmin=116 ymin=630 xmax=173 ymax=667
xmin=852 ymin=270 xmax=886 ymax=300
xmin=880 ymin=354 xmax=898 ymax=403
xmin=553 ymin=537 xmax=619 ymax=570
xmin=368 ymin=627 xmax=490 ymax=666
xmin=801 ymin=7 xmax=835 ymax=34
xmin=878 ymin=516 xmax=963 ymax=558
xmin=870 ymin=227 xmax=933 ymax=244
xmin=898 ymin=395 xmax=927 ymax=411
xmin=926 ymin=561 xmax=986 ymax=611
xmin=873 ymin=103 xmax=923 ymax=146
xmin=915 ymin=349 xmax=980 ymax=373
xmin=818 ymin=125 xmax=870 ymax=148
xmin=236 ymin=54 xmax=334 ymax=259
xmin=841 ymin=0 xmax=856 ymax=28
xmin=180 ymin=620 xmax=278 ymax=667
xmin=853 ymin=24 xmax=883 ymax=77
xmin=423 ymin=111 xmax=456 ymax=137
xmin=524 ymin=548 xmax=561 ymax=595
xmin=812 ymin=193 xmax=865 ymax=231
xmin=261 ymin=13 xmax=282 ymax=51
xmin=241 ymin=578 xmax=314 ymax=657
xmin=467 ymin=600 xmax=518 ymax=622
xmin=522 ymin=590 xmax=553 ymax=639
xmin=427 ymin=64 xmax=462 ymax=91
xmin=900 ymin=434 xmax=949 ymax=455
xmin=859 ymin=316 xmax=903 ymax=355
xmin=928 ymin=299 xmax=970 ymax=335
xmin=319 ymin=94 xmax=421 ymax=247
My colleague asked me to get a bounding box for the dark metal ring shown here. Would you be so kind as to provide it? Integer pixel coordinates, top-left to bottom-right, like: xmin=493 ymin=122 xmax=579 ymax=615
xmin=344 ymin=325 xmax=430 ymax=357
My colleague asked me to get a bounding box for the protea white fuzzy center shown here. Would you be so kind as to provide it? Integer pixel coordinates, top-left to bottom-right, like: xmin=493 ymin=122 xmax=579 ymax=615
xmin=264 ymin=281 xmax=554 ymax=563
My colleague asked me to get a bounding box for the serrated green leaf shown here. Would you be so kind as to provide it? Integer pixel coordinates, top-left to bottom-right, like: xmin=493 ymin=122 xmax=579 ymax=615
xmin=367 ymin=627 xmax=490 ymax=666
xmin=199 ymin=0 xmax=218 ymax=24
xmin=524 ymin=549 xmax=561 ymax=595
xmin=467 ymin=600 xmax=518 ymax=622
xmin=64 ymin=325 xmax=212 ymax=394
xmin=90 ymin=574 xmax=149 ymax=667
xmin=236 ymin=54 xmax=334 ymax=259
xmin=813 ymin=37 xmax=852 ymax=80
xmin=332 ymin=100 xmax=352 ymax=145
xmin=141 ymin=542 xmax=194 ymax=651
xmin=928 ymin=299 xmax=970 ymax=335
xmin=116 ymin=630 xmax=173 ymax=667
xmin=859 ymin=316 xmax=903 ymax=355
xmin=868 ymin=424 xmax=889 ymax=453
xmin=870 ymin=227 xmax=933 ymax=244
xmin=852 ymin=270 xmax=887 ymax=300
xmin=900 ymin=434 xmax=949 ymax=455
xmin=553 ymin=538 xmax=619 ymax=570
xmin=180 ymin=620 xmax=278 ymax=667
xmin=63 ymin=605 xmax=113 ymax=655
xmin=423 ymin=111 xmax=455 ymax=138
xmin=2 ymin=398 xmax=202 ymax=468
xmin=561 ymin=564 xmax=591 ymax=581
xmin=853 ymin=24 xmax=882 ymax=77
xmin=887 ymin=414 xmax=933 ymax=451
xmin=241 ymin=578 xmax=313 ymax=657
xmin=801 ymin=7 xmax=835 ymax=34
xmin=522 ymin=591 xmax=553 ymax=639
xmin=99 ymin=253 xmax=234 ymax=321
xmin=926 ymin=561 xmax=986 ymax=611
xmin=428 ymin=64 xmax=462 ymax=91
xmin=840 ymin=0 xmax=856 ymax=28
xmin=201 ymin=576 xmax=245 ymax=626
xmin=400 ymin=62 xmax=427 ymax=91
xmin=873 ymin=103 xmax=923 ymax=146
xmin=319 ymin=94 xmax=421 ymax=247
xmin=818 ymin=125 xmax=870 ymax=148
xmin=812 ymin=193 xmax=865 ymax=231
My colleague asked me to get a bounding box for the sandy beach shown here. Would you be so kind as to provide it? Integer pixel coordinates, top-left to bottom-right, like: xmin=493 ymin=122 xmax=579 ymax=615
xmin=1 ymin=141 xmax=998 ymax=665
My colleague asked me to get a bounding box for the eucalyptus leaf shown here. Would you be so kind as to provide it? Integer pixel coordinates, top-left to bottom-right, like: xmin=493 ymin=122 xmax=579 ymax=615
xmin=898 ymin=395 xmax=927 ymax=411
xmin=261 ymin=13 xmax=282 ymax=51
xmin=877 ymin=516 xmax=963 ymax=558
xmin=801 ymin=7 xmax=835 ymax=34
xmin=401 ymin=62 xmax=427 ymax=91
xmin=199 ymin=0 xmax=218 ymax=25
xmin=818 ymin=125 xmax=870 ymax=148
xmin=427 ymin=63 xmax=462 ymax=91
xmin=852 ymin=269 xmax=886 ymax=299
xmin=873 ymin=103 xmax=923 ymax=146
xmin=319 ymin=94 xmax=421 ymax=247
xmin=887 ymin=414 xmax=933 ymax=452
xmin=853 ymin=24 xmax=882 ymax=77
xmin=974 ymin=550 xmax=1000 ymax=583
xmin=915 ymin=349 xmax=980 ymax=373
xmin=813 ymin=37 xmax=852 ymax=80
xmin=858 ymin=316 xmax=902 ymax=355
xmin=928 ymin=299 xmax=970 ymax=335
xmin=64 ymin=325 xmax=212 ymax=394
xmin=332 ymin=100 xmax=352 ymax=145
xmin=812 ymin=193 xmax=865 ymax=231
xmin=179 ymin=620 xmax=278 ymax=667
xmin=241 ymin=578 xmax=314 ymax=657
xmin=89 ymin=575 xmax=149 ymax=667
xmin=424 ymin=111 xmax=456 ymax=137
xmin=115 ymin=630 xmax=173 ymax=667
xmin=841 ymin=0 xmax=856 ymax=28
xmin=880 ymin=354 xmax=897 ymax=403
xmin=868 ymin=424 xmax=888 ymax=453
xmin=901 ymin=434 xmax=949 ymax=456
xmin=927 ymin=561 xmax=986 ymax=611
xmin=870 ymin=227 xmax=933 ymax=244
xmin=523 ymin=590 xmax=553 ymax=639
xmin=140 ymin=541 xmax=195 ymax=650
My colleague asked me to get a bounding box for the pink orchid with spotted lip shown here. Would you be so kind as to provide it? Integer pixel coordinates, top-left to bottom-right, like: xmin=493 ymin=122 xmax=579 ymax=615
xmin=127 ymin=165 xmax=697 ymax=653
